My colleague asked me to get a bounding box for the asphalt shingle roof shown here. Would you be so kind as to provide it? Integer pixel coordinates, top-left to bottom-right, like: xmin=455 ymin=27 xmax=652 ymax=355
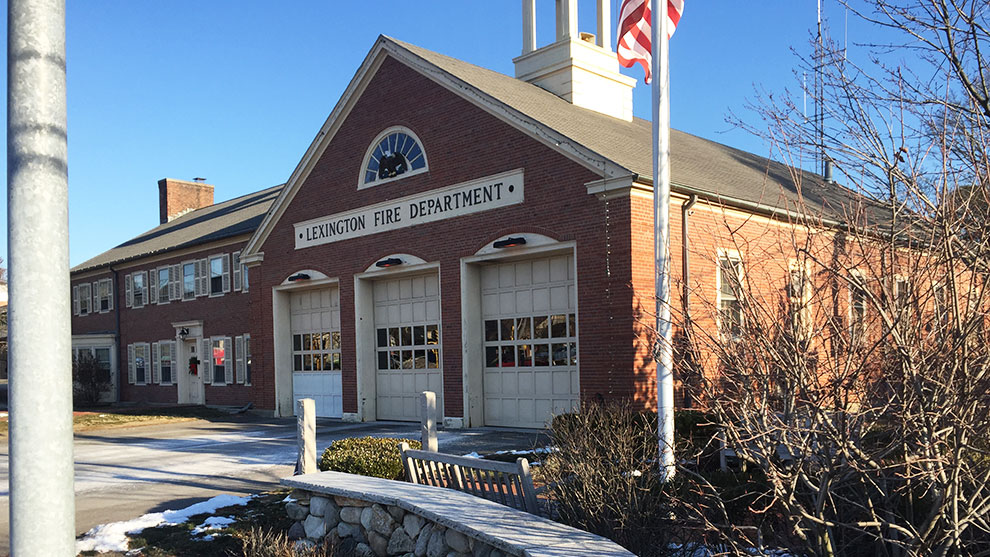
xmin=391 ymin=37 xmax=882 ymax=226
xmin=72 ymin=185 xmax=283 ymax=274
xmin=73 ymin=38 xmax=884 ymax=275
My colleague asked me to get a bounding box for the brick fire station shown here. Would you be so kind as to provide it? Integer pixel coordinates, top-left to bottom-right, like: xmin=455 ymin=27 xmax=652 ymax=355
xmin=70 ymin=2 xmax=867 ymax=428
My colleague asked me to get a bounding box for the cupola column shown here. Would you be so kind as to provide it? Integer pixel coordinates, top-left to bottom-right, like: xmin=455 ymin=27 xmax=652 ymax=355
xmin=522 ymin=0 xmax=536 ymax=54
xmin=556 ymin=0 xmax=578 ymax=40
xmin=596 ymin=0 xmax=611 ymax=48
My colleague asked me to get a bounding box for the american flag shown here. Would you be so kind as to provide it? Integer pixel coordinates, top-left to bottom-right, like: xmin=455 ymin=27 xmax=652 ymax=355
xmin=616 ymin=0 xmax=683 ymax=84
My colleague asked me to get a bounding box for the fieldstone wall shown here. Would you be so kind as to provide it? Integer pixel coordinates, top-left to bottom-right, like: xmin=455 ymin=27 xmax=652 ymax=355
xmin=286 ymin=489 xmax=503 ymax=557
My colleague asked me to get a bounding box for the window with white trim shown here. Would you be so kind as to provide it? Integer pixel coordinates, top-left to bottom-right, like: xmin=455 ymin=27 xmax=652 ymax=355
xmin=182 ymin=261 xmax=196 ymax=300
xmin=98 ymin=278 xmax=113 ymax=312
xmin=849 ymin=272 xmax=868 ymax=341
xmin=128 ymin=343 xmax=150 ymax=385
xmin=361 ymin=127 xmax=428 ymax=187
xmin=78 ymin=283 xmax=91 ymax=315
xmin=158 ymin=341 xmax=174 ymax=385
xmin=73 ymin=346 xmax=112 ymax=384
xmin=717 ymin=253 xmax=744 ymax=339
xmin=787 ymin=260 xmax=812 ymax=342
xmin=127 ymin=271 xmax=148 ymax=308
xmin=933 ymin=282 xmax=949 ymax=327
xmin=157 ymin=267 xmax=170 ymax=304
xmin=209 ymin=337 xmax=232 ymax=385
xmin=209 ymin=254 xmax=230 ymax=296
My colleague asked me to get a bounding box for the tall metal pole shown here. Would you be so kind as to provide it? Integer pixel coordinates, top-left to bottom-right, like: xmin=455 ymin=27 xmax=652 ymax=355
xmin=7 ymin=0 xmax=76 ymax=554
xmin=652 ymin=0 xmax=675 ymax=479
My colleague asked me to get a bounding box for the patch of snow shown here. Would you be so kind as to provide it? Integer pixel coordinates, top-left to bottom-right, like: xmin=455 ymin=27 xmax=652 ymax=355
xmin=192 ymin=515 xmax=236 ymax=536
xmin=461 ymin=446 xmax=555 ymax=459
xmin=282 ymin=495 xmax=296 ymax=503
xmin=76 ymin=494 xmax=252 ymax=553
xmin=461 ymin=452 xmax=483 ymax=459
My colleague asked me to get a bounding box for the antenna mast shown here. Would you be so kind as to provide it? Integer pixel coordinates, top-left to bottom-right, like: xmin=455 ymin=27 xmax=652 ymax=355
xmin=816 ymin=0 xmax=826 ymax=176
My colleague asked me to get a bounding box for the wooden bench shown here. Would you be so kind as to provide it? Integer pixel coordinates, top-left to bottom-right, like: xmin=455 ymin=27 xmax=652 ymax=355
xmin=398 ymin=442 xmax=541 ymax=515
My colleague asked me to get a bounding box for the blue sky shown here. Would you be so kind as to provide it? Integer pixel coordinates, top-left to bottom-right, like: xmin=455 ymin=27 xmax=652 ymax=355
xmin=2 ymin=2 xmax=860 ymax=267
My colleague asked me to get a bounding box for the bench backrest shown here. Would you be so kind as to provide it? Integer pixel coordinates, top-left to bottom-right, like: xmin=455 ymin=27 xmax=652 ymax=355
xmin=399 ymin=442 xmax=540 ymax=515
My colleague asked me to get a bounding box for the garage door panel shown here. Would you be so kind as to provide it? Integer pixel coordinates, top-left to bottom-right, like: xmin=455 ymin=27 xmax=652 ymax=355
xmin=290 ymin=288 xmax=343 ymax=418
xmin=483 ymin=255 xmax=577 ymax=428
xmin=375 ymin=273 xmax=442 ymax=422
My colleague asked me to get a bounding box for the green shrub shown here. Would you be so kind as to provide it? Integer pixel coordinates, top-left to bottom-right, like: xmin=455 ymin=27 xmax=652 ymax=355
xmin=318 ymin=437 xmax=421 ymax=480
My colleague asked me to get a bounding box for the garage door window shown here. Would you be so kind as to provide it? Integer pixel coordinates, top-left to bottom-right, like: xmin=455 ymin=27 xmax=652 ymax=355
xmin=293 ymin=331 xmax=342 ymax=372
xmin=377 ymin=324 xmax=439 ymax=371
xmin=485 ymin=313 xmax=577 ymax=368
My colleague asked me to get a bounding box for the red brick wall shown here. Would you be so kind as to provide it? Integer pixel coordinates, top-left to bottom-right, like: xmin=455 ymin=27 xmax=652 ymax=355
xmin=254 ymin=56 xmax=636 ymax=419
xmin=71 ymin=242 xmax=253 ymax=407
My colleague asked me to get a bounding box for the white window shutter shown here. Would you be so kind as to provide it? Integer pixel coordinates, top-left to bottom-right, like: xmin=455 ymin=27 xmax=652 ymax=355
xmin=170 ymin=265 xmax=181 ymax=300
xmin=141 ymin=271 xmax=149 ymax=304
xmin=125 ymin=274 xmax=133 ymax=308
xmin=224 ymin=336 xmax=233 ymax=384
xmin=151 ymin=342 xmax=160 ymax=384
xmin=201 ymin=338 xmax=212 ymax=384
xmin=127 ymin=344 xmax=136 ymax=384
xmin=235 ymin=335 xmax=245 ymax=384
xmin=222 ymin=254 xmax=231 ymax=293
xmin=92 ymin=281 xmax=99 ymax=311
xmin=196 ymin=259 xmax=208 ymax=297
xmin=106 ymin=278 xmax=114 ymax=311
xmin=149 ymin=271 xmax=159 ymax=304
xmin=242 ymin=266 xmax=249 ymax=293
xmin=72 ymin=285 xmax=80 ymax=315
xmin=233 ymin=252 xmax=241 ymax=291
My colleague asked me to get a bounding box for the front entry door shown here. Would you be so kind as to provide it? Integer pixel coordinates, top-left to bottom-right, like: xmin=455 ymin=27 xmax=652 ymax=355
xmin=185 ymin=339 xmax=204 ymax=404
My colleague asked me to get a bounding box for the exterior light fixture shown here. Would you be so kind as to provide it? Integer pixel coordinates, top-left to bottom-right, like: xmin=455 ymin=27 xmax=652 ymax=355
xmin=179 ymin=327 xmax=189 ymax=339
xmin=376 ymin=257 xmax=403 ymax=268
xmin=287 ymin=273 xmax=311 ymax=282
xmin=493 ymin=237 xmax=526 ymax=249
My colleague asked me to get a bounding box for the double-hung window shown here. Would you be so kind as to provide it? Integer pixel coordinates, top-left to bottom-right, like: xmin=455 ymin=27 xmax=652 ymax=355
xmin=98 ymin=279 xmax=113 ymax=312
xmin=182 ymin=262 xmax=196 ymax=300
xmin=718 ymin=253 xmax=744 ymax=339
xmin=130 ymin=272 xmax=147 ymax=308
xmin=787 ymin=260 xmax=812 ymax=343
xmin=849 ymin=273 xmax=868 ymax=341
xmin=130 ymin=343 xmax=149 ymax=385
xmin=157 ymin=268 xmax=170 ymax=304
xmin=80 ymin=283 xmax=91 ymax=315
xmin=159 ymin=341 xmax=174 ymax=385
xmin=212 ymin=338 xmax=228 ymax=384
xmin=208 ymin=254 xmax=229 ymax=296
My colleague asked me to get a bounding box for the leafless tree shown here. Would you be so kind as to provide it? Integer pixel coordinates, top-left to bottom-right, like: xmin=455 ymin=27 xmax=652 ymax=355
xmin=675 ymin=2 xmax=990 ymax=555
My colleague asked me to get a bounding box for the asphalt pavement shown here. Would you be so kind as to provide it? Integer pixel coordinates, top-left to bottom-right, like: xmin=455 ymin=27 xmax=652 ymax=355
xmin=0 ymin=413 xmax=547 ymax=554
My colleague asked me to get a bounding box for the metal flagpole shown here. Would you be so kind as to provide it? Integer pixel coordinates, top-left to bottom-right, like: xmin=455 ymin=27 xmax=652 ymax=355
xmin=652 ymin=0 xmax=676 ymax=479
xmin=8 ymin=0 xmax=76 ymax=554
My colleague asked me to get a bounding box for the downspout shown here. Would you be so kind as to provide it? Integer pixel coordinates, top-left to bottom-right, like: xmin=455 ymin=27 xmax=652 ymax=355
xmin=681 ymin=194 xmax=698 ymax=323
xmin=111 ymin=266 xmax=122 ymax=403
xmin=681 ymin=194 xmax=698 ymax=408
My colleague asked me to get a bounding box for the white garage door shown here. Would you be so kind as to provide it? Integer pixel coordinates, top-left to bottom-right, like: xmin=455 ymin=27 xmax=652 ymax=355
xmin=482 ymin=255 xmax=579 ymax=428
xmin=374 ymin=273 xmax=442 ymax=421
xmin=290 ymin=288 xmax=343 ymax=418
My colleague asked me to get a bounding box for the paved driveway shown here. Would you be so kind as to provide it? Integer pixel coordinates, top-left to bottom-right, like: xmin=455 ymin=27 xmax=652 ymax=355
xmin=0 ymin=415 xmax=547 ymax=553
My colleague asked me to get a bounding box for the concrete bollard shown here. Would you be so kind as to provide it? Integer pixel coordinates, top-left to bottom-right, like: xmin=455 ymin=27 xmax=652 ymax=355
xmin=296 ymin=398 xmax=317 ymax=474
xmin=420 ymin=391 xmax=438 ymax=452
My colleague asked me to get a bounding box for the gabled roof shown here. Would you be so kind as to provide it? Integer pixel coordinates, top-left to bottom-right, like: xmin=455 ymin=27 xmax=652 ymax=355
xmin=243 ymin=36 xmax=882 ymax=259
xmin=72 ymin=185 xmax=283 ymax=274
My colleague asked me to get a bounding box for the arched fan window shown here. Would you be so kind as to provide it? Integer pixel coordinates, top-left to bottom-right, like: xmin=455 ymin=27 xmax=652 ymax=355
xmin=361 ymin=127 xmax=428 ymax=187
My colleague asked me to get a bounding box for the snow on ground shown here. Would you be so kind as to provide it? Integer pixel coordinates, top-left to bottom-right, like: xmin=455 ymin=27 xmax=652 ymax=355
xmin=75 ymin=494 xmax=252 ymax=553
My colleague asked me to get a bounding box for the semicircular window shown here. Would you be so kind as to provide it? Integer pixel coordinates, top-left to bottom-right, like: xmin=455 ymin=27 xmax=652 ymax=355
xmin=363 ymin=128 xmax=428 ymax=186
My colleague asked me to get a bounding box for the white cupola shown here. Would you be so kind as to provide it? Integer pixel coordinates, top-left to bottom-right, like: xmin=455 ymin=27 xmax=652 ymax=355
xmin=513 ymin=0 xmax=636 ymax=121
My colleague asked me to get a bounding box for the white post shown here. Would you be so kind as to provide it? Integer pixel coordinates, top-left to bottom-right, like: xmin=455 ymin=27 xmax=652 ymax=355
xmin=8 ymin=0 xmax=76 ymax=554
xmin=420 ymin=391 xmax=438 ymax=452
xmin=296 ymin=398 xmax=317 ymax=474
xmin=596 ymin=0 xmax=611 ymax=49
xmin=522 ymin=0 xmax=536 ymax=54
xmin=652 ymin=0 xmax=676 ymax=480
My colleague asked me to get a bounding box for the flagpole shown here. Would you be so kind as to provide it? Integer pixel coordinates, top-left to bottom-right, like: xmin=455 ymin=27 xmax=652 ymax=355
xmin=652 ymin=0 xmax=676 ymax=480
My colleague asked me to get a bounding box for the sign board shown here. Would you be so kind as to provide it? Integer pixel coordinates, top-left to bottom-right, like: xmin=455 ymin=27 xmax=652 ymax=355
xmin=294 ymin=169 xmax=524 ymax=249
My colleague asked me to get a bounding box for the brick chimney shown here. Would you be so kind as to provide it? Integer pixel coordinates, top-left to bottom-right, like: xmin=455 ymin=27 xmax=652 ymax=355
xmin=158 ymin=178 xmax=214 ymax=224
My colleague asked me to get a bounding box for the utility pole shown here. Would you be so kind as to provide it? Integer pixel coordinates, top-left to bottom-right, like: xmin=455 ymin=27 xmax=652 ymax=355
xmin=7 ymin=0 xmax=76 ymax=554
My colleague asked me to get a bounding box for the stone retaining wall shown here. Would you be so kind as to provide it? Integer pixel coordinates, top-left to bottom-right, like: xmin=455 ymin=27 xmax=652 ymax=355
xmin=286 ymin=489 xmax=499 ymax=557
xmin=282 ymin=470 xmax=634 ymax=557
